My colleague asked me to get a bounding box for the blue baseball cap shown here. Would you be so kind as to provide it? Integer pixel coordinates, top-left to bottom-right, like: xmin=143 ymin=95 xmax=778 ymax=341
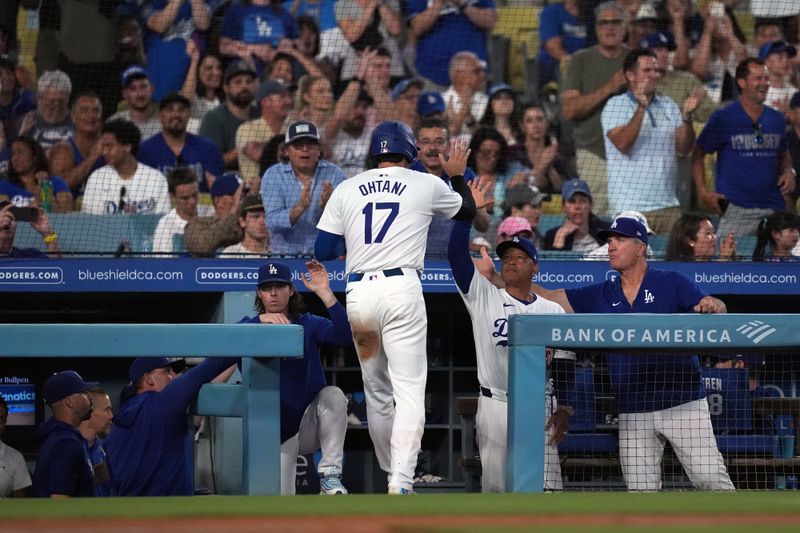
xmin=639 ymin=32 xmax=676 ymax=51
xmin=285 ymin=120 xmax=320 ymax=145
xmin=257 ymin=260 xmax=293 ymax=286
xmin=487 ymin=82 xmax=515 ymax=100
xmin=715 ymin=353 xmax=765 ymax=367
xmin=120 ymin=64 xmax=149 ymax=87
xmin=128 ymin=357 xmax=186 ymax=383
xmin=391 ymin=78 xmax=424 ymax=101
xmin=598 ymin=217 xmax=649 ymax=246
xmin=211 ymin=172 xmax=243 ymax=198
xmin=759 ymin=41 xmax=797 ymax=61
xmin=43 ymin=371 xmax=99 ymax=405
xmin=561 ymin=178 xmax=592 ymax=201
xmin=417 ymin=91 xmax=445 ymax=116
xmin=256 ymin=79 xmax=289 ymax=102
xmin=496 ymin=235 xmax=539 ymax=264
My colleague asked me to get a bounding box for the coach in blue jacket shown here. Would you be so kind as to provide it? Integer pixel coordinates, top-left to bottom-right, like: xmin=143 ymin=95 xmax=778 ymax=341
xmin=239 ymin=259 xmax=352 ymax=495
xmin=105 ymin=355 xmax=238 ymax=496
xmin=33 ymin=371 xmax=98 ymax=498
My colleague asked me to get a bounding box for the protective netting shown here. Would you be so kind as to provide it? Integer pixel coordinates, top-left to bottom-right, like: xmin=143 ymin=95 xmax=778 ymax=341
xmin=551 ymin=349 xmax=799 ymax=491
xmin=0 ymin=1 xmax=798 ymax=258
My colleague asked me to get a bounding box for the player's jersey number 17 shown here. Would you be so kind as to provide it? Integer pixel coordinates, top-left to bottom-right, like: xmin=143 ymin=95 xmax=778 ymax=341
xmin=362 ymin=201 xmax=399 ymax=244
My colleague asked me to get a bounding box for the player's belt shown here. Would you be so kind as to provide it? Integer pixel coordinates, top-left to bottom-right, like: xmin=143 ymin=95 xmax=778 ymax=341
xmin=480 ymin=386 xmax=508 ymax=402
xmin=347 ymin=268 xmax=405 ymax=283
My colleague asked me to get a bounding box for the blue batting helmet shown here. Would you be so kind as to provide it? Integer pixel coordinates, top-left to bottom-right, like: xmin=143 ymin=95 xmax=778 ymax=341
xmin=370 ymin=121 xmax=418 ymax=163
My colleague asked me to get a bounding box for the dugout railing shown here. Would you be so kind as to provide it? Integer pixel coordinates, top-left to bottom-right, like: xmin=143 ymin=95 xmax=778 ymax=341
xmin=0 ymin=323 xmax=303 ymax=496
xmin=507 ymin=314 xmax=800 ymax=493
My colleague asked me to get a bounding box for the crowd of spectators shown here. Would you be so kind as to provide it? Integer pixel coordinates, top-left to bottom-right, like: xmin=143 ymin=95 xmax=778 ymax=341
xmin=0 ymin=0 xmax=799 ymax=260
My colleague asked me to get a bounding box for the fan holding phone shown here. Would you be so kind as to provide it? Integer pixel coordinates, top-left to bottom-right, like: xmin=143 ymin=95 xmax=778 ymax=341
xmin=0 ymin=201 xmax=61 ymax=257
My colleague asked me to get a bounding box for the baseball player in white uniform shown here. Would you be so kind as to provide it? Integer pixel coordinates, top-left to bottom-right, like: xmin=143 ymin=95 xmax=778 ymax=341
xmin=315 ymin=121 xmax=477 ymax=494
xmin=448 ymin=201 xmax=574 ymax=492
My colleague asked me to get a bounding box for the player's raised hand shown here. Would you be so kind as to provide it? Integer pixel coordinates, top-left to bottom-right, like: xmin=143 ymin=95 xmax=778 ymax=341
xmin=302 ymin=259 xmax=338 ymax=307
xmin=472 ymin=246 xmax=498 ymax=281
xmin=469 ymin=176 xmax=494 ymax=210
xmin=439 ymin=137 xmax=470 ymax=178
xmin=301 ymin=259 xmax=330 ymax=292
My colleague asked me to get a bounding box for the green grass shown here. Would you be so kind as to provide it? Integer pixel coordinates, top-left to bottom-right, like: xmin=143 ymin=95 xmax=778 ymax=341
xmin=2 ymin=492 xmax=799 ymax=520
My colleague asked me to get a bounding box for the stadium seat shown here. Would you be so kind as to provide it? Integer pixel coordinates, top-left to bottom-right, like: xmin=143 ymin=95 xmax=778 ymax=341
xmin=538 ymin=214 xmax=565 ymax=235
xmin=701 ymin=367 xmax=774 ymax=455
xmin=559 ymin=368 xmax=619 ymax=456
xmin=540 ymin=194 xmax=563 ymax=215
xmin=493 ymin=6 xmax=541 ymax=90
xmin=736 ymin=235 xmax=757 ymax=259
xmin=647 ymin=235 xmax=669 ymax=258
xmin=488 ymin=34 xmax=510 ymax=85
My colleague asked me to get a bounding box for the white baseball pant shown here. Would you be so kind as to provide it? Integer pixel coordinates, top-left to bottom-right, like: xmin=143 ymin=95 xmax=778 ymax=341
xmin=280 ymin=385 xmax=348 ymax=495
xmin=345 ymin=271 xmax=427 ymax=490
xmin=476 ymin=392 xmax=563 ymax=492
xmin=618 ymin=398 xmax=735 ymax=491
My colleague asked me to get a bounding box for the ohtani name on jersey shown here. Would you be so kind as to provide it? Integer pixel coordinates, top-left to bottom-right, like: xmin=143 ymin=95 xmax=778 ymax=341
xmin=358 ymin=180 xmax=407 ymax=196
xmin=551 ymin=327 xmax=732 ymax=343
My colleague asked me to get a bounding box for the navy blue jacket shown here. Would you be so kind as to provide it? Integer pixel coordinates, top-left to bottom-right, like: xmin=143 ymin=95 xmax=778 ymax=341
xmin=104 ymin=356 xmax=238 ymax=496
xmin=239 ymin=302 xmax=352 ymax=443
xmin=33 ymin=418 xmax=94 ymax=497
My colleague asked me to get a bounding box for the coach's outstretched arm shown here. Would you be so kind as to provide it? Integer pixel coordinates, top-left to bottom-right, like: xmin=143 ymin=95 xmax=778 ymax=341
xmin=440 ymin=139 xmax=476 ymax=222
xmin=472 ymin=246 xmax=575 ymax=313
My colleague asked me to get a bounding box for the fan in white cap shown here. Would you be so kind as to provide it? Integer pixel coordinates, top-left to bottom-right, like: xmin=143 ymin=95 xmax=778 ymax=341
xmin=582 ymin=210 xmax=655 ymax=261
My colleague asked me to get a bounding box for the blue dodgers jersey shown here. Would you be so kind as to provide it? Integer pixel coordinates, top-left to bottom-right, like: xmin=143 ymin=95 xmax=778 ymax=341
xmin=405 ymin=0 xmax=494 ymax=86
xmin=137 ymin=133 xmax=224 ymax=193
xmin=566 ymin=268 xmax=708 ymax=413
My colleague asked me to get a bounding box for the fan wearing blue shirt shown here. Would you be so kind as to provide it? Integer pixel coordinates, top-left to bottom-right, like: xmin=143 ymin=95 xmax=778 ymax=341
xmin=528 ymin=217 xmax=736 ymax=491
xmin=220 ymin=0 xmax=300 ymax=78
xmin=538 ymin=0 xmax=587 ymax=88
xmin=140 ymin=0 xmax=211 ymax=101
xmin=137 ymin=92 xmax=224 ymax=193
xmin=693 ymin=57 xmax=797 ymax=238
xmin=263 ymin=120 xmax=345 ymax=256
xmin=405 ymin=0 xmax=497 ymax=88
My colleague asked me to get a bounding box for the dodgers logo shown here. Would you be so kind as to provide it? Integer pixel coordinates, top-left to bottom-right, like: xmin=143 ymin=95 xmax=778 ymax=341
xmin=492 ymin=318 xmax=508 ymax=347
xmin=269 ymin=265 xmax=278 ymax=274
xmin=643 ymin=289 xmax=654 ymax=304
